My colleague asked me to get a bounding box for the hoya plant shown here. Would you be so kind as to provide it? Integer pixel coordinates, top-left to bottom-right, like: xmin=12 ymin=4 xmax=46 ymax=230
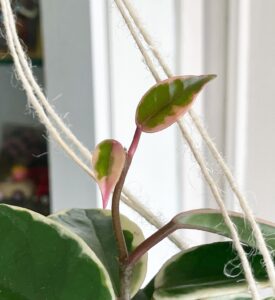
xmin=0 ymin=75 xmax=274 ymax=300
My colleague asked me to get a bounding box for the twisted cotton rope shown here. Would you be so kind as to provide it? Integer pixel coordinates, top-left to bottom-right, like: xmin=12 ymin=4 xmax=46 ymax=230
xmin=114 ymin=0 xmax=266 ymax=297
xmin=119 ymin=0 xmax=275 ymax=295
xmin=0 ymin=0 xmax=188 ymax=251
xmin=177 ymin=121 xmax=261 ymax=299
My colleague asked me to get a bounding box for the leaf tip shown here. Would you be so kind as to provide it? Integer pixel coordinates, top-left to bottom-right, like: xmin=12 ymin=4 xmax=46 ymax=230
xmin=101 ymin=184 xmax=112 ymax=209
xmin=207 ymin=74 xmax=217 ymax=79
xmin=203 ymin=73 xmax=217 ymax=83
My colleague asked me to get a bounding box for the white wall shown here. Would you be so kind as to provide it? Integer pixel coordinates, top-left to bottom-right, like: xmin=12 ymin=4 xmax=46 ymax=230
xmin=244 ymin=0 xmax=275 ymax=220
xmin=0 ymin=65 xmax=42 ymax=145
xmin=41 ymin=0 xmax=97 ymax=212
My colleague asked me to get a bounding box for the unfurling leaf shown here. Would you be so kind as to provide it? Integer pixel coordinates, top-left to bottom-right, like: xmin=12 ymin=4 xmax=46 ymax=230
xmin=92 ymin=139 xmax=126 ymax=208
xmin=135 ymin=75 xmax=216 ymax=133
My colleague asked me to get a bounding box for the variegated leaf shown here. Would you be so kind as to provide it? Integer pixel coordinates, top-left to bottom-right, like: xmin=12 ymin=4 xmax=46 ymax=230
xmin=153 ymin=242 xmax=268 ymax=299
xmin=172 ymin=208 xmax=275 ymax=250
xmin=0 ymin=204 xmax=115 ymax=300
xmin=136 ymin=75 xmax=216 ymax=133
xmin=92 ymin=139 xmax=126 ymax=208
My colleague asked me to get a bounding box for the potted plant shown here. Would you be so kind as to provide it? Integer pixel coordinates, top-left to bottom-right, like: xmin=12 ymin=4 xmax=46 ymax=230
xmin=0 ymin=74 xmax=275 ymax=300
xmin=1 ymin=0 xmax=275 ymax=298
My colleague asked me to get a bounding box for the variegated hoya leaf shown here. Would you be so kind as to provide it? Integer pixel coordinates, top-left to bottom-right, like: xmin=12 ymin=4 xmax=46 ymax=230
xmin=136 ymin=75 xmax=216 ymax=133
xmin=92 ymin=139 xmax=126 ymax=208
xmin=153 ymin=242 xmax=269 ymax=299
xmin=0 ymin=204 xmax=115 ymax=300
xmin=172 ymin=208 xmax=275 ymax=250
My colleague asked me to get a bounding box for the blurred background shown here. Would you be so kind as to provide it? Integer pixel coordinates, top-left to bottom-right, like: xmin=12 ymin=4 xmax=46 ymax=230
xmin=0 ymin=0 xmax=274 ymax=281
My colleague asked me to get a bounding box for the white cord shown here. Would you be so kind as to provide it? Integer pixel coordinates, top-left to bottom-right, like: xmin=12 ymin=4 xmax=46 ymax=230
xmin=189 ymin=109 xmax=275 ymax=292
xmin=178 ymin=120 xmax=260 ymax=299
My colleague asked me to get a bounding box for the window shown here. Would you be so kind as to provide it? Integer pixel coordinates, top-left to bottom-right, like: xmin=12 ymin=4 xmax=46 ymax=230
xmin=40 ymin=0 xmax=275 ymax=282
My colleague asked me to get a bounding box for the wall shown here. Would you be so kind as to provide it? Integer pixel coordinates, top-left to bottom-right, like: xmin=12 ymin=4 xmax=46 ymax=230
xmin=0 ymin=65 xmax=43 ymax=145
xmin=244 ymin=0 xmax=275 ymax=220
xmin=41 ymin=0 xmax=97 ymax=212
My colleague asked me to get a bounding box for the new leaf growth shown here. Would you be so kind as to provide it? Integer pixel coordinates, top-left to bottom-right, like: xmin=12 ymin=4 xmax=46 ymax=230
xmin=92 ymin=139 xmax=126 ymax=208
xmin=136 ymin=75 xmax=216 ymax=133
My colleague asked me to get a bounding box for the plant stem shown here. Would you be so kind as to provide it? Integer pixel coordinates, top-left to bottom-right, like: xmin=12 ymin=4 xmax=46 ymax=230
xmin=111 ymin=127 xmax=142 ymax=299
xmin=128 ymin=127 xmax=142 ymax=159
xmin=127 ymin=220 xmax=178 ymax=267
xmin=120 ymin=265 xmax=132 ymax=300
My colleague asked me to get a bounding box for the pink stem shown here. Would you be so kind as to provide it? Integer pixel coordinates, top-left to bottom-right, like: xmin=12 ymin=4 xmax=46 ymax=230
xmin=127 ymin=221 xmax=178 ymax=267
xmin=128 ymin=127 xmax=142 ymax=159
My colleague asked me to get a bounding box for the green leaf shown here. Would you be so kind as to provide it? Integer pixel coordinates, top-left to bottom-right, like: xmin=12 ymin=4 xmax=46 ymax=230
xmin=172 ymin=208 xmax=275 ymax=250
xmin=153 ymin=241 xmax=269 ymax=299
xmin=49 ymin=208 xmax=147 ymax=297
xmin=132 ymin=278 xmax=155 ymax=300
xmin=135 ymin=75 xmax=216 ymax=133
xmin=92 ymin=139 xmax=126 ymax=208
xmin=0 ymin=204 xmax=115 ymax=300
xmin=132 ymin=290 xmax=151 ymax=300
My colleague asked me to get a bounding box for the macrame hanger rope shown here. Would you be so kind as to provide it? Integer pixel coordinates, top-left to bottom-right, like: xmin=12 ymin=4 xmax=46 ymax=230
xmin=188 ymin=108 xmax=275 ymax=291
xmin=113 ymin=0 xmax=266 ymax=297
xmin=177 ymin=121 xmax=260 ymax=299
xmin=0 ymin=0 xmax=187 ymax=251
xmin=118 ymin=0 xmax=275 ymax=294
